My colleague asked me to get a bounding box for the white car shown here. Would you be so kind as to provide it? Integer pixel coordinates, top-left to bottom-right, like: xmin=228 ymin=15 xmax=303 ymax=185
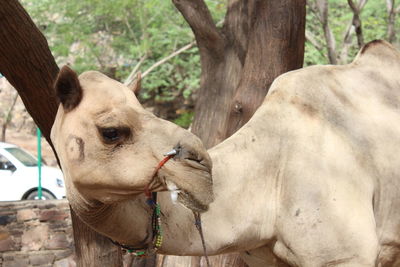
xmin=0 ymin=142 xmax=65 ymax=201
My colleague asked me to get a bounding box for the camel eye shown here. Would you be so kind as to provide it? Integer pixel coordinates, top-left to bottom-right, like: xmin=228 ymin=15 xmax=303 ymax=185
xmin=102 ymin=128 xmax=119 ymax=141
xmin=98 ymin=127 xmax=131 ymax=144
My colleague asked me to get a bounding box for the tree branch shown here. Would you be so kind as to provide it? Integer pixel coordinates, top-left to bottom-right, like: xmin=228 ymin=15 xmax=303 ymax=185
xmin=124 ymin=55 xmax=147 ymax=86
xmin=386 ymin=0 xmax=393 ymax=11
xmin=307 ymin=0 xmax=323 ymax=24
xmin=172 ymin=0 xmax=224 ymax=56
xmin=316 ymin=0 xmax=338 ymax=64
xmin=305 ymin=30 xmax=324 ymax=51
xmin=124 ymin=41 xmax=196 ymax=90
xmin=338 ymin=0 xmax=367 ymax=63
xmin=396 ymin=4 xmax=400 ymax=13
xmin=386 ymin=0 xmax=397 ymax=43
xmin=124 ymin=16 xmax=139 ymax=47
xmin=338 ymin=22 xmax=355 ymax=64
xmin=347 ymin=0 xmax=366 ymax=48
xmin=142 ymin=41 xmax=195 ymax=78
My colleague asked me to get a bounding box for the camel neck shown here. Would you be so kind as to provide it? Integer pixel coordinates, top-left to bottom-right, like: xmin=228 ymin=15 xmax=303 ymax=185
xmin=203 ymin=111 xmax=281 ymax=253
xmin=158 ymin=105 xmax=282 ymax=255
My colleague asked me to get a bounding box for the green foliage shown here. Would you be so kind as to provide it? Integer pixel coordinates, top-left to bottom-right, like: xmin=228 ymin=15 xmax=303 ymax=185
xmin=21 ymin=0 xmax=397 ymax=115
xmin=173 ymin=111 xmax=194 ymax=129
xmin=305 ymin=0 xmax=397 ymax=66
xmin=361 ymin=1 xmax=388 ymax=41
xmin=21 ymin=0 xmax=223 ymax=107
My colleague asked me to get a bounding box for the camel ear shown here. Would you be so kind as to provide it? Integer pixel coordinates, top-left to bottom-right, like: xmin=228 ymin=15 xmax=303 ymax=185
xmin=54 ymin=65 xmax=83 ymax=111
xmin=127 ymin=72 xmax=141 ymax=95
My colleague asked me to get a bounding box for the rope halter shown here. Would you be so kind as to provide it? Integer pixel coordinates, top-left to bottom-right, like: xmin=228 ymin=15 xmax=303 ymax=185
xmin=111 ymin=148 xmax=211 ymax=267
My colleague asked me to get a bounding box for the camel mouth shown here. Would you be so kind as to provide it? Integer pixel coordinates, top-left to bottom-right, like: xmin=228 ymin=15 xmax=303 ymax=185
xmin=183 ymin=157 xmax=210 ymax=172
xmin=157 ymin=151 xmax=213 ymax=213
xmin=165 ymin=180 xmax=210 ymax=212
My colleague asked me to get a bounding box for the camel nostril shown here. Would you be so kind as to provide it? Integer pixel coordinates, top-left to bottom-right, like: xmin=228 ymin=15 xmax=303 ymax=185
xmin=172 ymin=143 xmax=202 ymax=162
xmin=172 ymin=143 xmax=183 ymax=158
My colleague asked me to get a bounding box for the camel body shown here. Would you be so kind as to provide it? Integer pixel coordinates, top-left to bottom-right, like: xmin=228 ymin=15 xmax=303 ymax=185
xmin=51 ymin=40 xmax=400 ymax=266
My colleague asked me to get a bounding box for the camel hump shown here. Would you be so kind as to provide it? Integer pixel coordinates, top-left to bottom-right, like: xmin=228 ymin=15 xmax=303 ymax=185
xmin=354 ymin=40 xmax=400 ymax=66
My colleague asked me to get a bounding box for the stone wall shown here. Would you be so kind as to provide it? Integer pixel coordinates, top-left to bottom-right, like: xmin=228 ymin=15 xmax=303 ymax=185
xmin=0 ymin=200 xmax=75 ymax=267
xmin=0 ymin=200 xmax=158 ymax=267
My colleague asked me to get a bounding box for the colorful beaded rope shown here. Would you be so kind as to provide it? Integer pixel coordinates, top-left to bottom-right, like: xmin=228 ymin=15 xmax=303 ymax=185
xmin=111 ymin=152 xmax=175 ymax=257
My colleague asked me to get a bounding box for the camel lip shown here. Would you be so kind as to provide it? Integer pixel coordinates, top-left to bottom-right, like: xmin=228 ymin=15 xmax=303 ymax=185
xmin=183 ymin=158 xmax=211 ymax=172
xmin=161 ymin=178 xmax=212 ymax=212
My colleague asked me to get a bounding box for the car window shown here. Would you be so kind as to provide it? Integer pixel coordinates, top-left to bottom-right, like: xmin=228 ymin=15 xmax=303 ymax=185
xmin=0 ymin=154 xmax=15 ymax=170
xmin=4 ymin=147 xmax=37 ymax=167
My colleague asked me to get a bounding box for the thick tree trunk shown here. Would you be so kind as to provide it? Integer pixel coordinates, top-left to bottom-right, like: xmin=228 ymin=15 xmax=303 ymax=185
xmin=174 ymin=0 xmax=306 ymax=148
xmin=71 ymin=209 xmax=123 ymax=267
xmin=224 ymin=0 xmax=306 ymax=137
xmin=0 ymin=0 xmax=59 ymax=142
xmin=164 ymin=0 xmax=306 ymax=266
xmin=0 ymin=1 xmax=122 ymax=267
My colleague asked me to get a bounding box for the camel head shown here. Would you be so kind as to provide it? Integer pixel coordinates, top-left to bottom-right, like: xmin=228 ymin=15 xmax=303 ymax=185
xmin=50 ymin=66 xmax=213 ymax=212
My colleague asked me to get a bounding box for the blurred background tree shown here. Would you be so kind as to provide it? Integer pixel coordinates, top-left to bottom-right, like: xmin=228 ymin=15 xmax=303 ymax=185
xmin=305 ymin=0 xmax=397 ymax=65
xmin=15 ymin=0 xmax=399 ymax=131
xmin=20 ymin=0 xmax=226 ymax=129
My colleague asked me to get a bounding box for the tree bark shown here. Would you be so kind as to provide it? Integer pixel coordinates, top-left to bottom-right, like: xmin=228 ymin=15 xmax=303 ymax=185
xmin=0 ymin=0 xmax=59 ymax=143
xmin=167 ymin=0 xmax=306 ymax=266
xmin=175 ymin=0 xmax=306 ymax=148
xmin=71 ymin=209 xmax=123 ymax=267
xmin=314 ymin=0 xmax=338 ymax=64
xmin=347 ymin=0 xmax=366 ymax=48
xmin=308 ymin=0 xmax=367 ymax=65
xmin=225 ymin=0 xmax=305 ymax=136
xmin=386 ymin=0 xmax=397 ymax=43
xmin=1 ymin=92 xmax=19 ymax=142
xmin=0 ymin=1 xmax=122 ymax=266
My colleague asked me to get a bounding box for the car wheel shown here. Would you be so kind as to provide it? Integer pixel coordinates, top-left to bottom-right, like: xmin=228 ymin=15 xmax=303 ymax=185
xmin=26 ymin=190 xmax=56 ymax=200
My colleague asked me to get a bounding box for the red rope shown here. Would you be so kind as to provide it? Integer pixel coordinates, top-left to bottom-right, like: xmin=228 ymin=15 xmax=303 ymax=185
xmin=144 ymin=155 xmax=174 ymax=198
xmin=111 ymin=153 xmax=175 ymax=255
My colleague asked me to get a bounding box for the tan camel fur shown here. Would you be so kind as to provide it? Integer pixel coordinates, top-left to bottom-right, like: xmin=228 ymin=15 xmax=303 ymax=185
xmin=51 ymin=40 xmax=400 ymax=266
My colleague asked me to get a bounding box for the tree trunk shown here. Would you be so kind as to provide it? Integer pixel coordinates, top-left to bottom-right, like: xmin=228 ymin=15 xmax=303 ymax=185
xmin=0 ymin=1 xmax=122 ymax=267
xmin=0 ymin=0 xmax=59 ymax=142
xmin=174 ymin=0 xmax=306 ymax=148
xmin=163 ymin=0 xmax=306 ymax=266
xmin=1 ymin=92 xmax=19 ymax=142
xmin=386 ymin=0 xmax=397 ymax=43
xmin=71 ymin=209 xmax=123 ymax=267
